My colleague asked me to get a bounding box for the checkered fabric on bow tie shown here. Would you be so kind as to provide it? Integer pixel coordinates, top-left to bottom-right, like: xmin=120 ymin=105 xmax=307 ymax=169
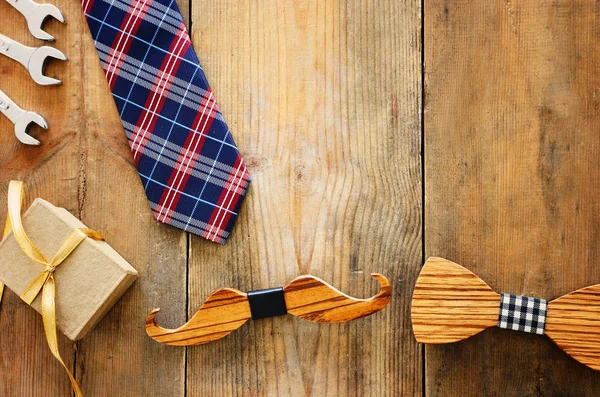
xmin=498 ymin=293 xmax=548 ymax=335
xmin=81 ymin=0 xmax=250 ymax=243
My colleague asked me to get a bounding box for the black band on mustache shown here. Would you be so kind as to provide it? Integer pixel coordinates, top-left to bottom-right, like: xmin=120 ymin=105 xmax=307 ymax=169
xmin=247 ymin=287 xmax=287 ymax=320
xmin=146 ymin=273 xmax=391 ymax=346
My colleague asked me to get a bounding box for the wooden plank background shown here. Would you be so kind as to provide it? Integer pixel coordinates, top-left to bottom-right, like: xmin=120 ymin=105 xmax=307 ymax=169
xmin=0 ymin=0 xmax=422 ymax=396
xmin=425 ymin=0 xmax=600 ymax=396
xmin=0 ymin=0 xmax=599 ymax=396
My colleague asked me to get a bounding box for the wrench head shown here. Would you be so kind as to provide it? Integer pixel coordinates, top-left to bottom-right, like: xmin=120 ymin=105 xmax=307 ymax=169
xmin=27 ymin=4 xmax=66 ymax=42
xmin=14 ymin=111 xmax=47 ymax=145
xmin=28 ymin=46 xmax=68 ymax=86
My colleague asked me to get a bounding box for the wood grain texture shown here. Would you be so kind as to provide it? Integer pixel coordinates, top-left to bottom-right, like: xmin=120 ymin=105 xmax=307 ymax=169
xmin=147 ymin=274 xmax=390 ymax=346
xmin=146 ymin=288 xmax=251 ymax=346
xmin=425 ymin=0 xmax=600 ymax=395
xmin=411 ymin=257 xmax=500 ymax=344
xmin=413 ymin=258 xmax=600 ymax=373
xmin=285 ymin=274 xmax=391 ymax=322
xmin=187 ymin=1 xmax=422 ymax=396
xmin=0 ymin=0 xmax=190 ymax=396
xmin=547 ymin=284 xmax=600 ymax=372
xmin=0 ymin=4 xmax=80 ymax=396
xmin=71 ymin=0 xmax=189 ymax=394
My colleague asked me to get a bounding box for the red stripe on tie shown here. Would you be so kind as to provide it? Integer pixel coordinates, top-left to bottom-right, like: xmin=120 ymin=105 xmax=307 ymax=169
xmin=104 ymin=0 xmax=150 ymax=90
xmin=81 ymin=0 xmax=95 ymax=15
xmin=203 ymin=156 xmax=249 ymax=242
xmin=82 ymin=0 xmax=250 ymax=243
xmin=129 ymin=24 xmax=191 ymax=163
xmin=154 ymin=90 xmax=219 ymax=223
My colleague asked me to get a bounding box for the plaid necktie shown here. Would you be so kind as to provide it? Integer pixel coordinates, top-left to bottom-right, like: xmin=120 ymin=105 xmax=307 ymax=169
xmin=81 ymin=0 xmax=250 ymax=243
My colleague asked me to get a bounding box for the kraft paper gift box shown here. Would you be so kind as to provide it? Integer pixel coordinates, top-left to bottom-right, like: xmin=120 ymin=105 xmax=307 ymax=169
xmin=0 ymin=198 xmax=138 ymax=340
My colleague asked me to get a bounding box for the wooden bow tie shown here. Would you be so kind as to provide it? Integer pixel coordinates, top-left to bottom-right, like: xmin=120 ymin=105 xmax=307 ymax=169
xmin=147 ymin=274 xmax=391 ymax=346
xmin=411 ymin=257 xmax=600 ymax=371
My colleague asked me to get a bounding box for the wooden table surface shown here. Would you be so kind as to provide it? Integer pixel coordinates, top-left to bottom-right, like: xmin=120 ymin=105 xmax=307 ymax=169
xmin=0 ymin=0 xmax=598 ymax=396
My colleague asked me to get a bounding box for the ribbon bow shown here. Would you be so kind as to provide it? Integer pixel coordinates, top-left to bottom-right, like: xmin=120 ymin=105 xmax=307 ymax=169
xmin=0 ymin=181 xmax=104 ymax=397
xmin=411 ymin=257 xmax=600 ymax=372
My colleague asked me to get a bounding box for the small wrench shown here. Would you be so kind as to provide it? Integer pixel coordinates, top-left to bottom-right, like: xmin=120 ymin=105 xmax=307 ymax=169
xmin=5 ymin=0 xmax=65 ymax=42
xmin=0 ymin=88 xmax=47 ymax=145
xmin=0 ymin=33 xmax=67 ymax=86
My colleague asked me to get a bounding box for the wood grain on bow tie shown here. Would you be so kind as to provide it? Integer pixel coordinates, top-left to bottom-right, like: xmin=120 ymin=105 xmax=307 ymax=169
xmin=411 ymin=257 xmax=500 ymax=344
xmin=411 ymin=257 xmax=600 ymax=372
xmin=146 ymin=274 xmax=391 ymax=346
xmin=545 ymin=285 xmax=600 ymax=371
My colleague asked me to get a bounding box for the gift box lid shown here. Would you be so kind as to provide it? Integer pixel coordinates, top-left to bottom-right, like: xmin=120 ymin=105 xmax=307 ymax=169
xmin=0 ymin=198 xmax=138 ymax=340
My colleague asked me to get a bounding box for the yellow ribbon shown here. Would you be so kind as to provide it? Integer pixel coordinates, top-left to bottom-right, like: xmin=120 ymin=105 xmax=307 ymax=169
xmin=0 ymin=181 xmax=104 ymax=397
xmin=0 ymin=214 xmax=8 ymax=302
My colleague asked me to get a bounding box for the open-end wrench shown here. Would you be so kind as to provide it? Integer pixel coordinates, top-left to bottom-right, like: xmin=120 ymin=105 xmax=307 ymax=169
xmin=5 ymin=0 xmax=65 ymax=42
xmin=0 ymin=88 xmax=47 ymax=145
xmin=0 ymin=33 xmax=67 ymax=86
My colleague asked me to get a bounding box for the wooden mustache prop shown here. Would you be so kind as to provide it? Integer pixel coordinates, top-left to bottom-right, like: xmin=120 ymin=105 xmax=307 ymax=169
xmin=147 ymin=274 xmax=391 ymax=346
xmin=411 ymin=257 xmax=600 ymax=371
